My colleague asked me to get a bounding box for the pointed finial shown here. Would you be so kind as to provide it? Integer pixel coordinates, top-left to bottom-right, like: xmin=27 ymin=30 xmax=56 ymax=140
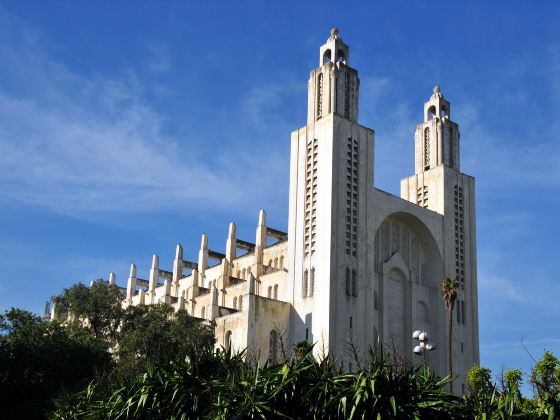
xmin=432 ymin=85 xmax=444 ymax=99
xmin=175 ymin=243 xmax=183 ymax=260
xmin=200 ymin=233 xmax=208 ymax=249
xmin=330 ymin=28 xmax=340 ymax=38
xmin=108 ymin=272 xmax=116 ymax=285
xmin=228 ymin=222 xmax=236 ymax=236
xmin=129 ymin=263 xmax=137 ymax=278
xmin=151 ymin=254 xmax=159 ymax=270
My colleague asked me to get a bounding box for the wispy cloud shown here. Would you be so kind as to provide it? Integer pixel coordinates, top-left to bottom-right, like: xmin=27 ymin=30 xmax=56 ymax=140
xmin=460 ymin=102 xmax=560 ymax=194
xmin=0 ymin=11 xmax=289 ymax=220
xmin=479 ymin=272 xmax=526 ymax=302
xmin=482 ymin=338 xmax=560 ymax=351
xmin=145 ymin=42 xmax=171 ymax=74
xmin=359 ymin=76 xmax=417 ymax=193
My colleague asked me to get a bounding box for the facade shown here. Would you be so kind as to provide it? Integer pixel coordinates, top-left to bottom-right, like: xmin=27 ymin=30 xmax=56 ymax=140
xmin=73 ymin=29 xmax=479 ymax=392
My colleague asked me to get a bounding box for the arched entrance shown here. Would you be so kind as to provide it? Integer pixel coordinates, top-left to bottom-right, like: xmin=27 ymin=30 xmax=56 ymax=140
xmin=373 ymin=211 xmax=444 ymax=361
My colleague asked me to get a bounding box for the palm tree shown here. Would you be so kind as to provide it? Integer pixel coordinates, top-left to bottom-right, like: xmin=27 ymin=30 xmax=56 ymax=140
xmin=440 ymin=276 xmax=459 ymax=393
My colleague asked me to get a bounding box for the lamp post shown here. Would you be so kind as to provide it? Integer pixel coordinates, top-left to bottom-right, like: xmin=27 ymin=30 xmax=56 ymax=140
xmin=412 ymin=330 xmax=436 ymax=366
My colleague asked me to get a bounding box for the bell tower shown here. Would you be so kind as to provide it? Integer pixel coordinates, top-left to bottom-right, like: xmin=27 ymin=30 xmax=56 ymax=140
xmin=415 ymin=86 xmax=460 ymax=176
xmin=286 ymin=29 xmax=375 ymax=359
xmin=401 ymin=86 xmax=479 ymax=389
xmin=307 ymin=28 xmax=359 ymax=124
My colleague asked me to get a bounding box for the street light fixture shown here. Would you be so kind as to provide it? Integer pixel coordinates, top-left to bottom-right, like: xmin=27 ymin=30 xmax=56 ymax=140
xmin=412 ymin=330 xmax=437 ymax=364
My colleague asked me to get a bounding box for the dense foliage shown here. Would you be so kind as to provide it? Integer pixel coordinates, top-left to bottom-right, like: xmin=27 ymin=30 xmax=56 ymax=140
xmin=52 ymin=347 xmax=464 ymax=419
xmin=0 ymin=281 xmax=213 ymax=418
xmin=1 ymin=280 xmax=559 ymax=419
xmin=0 ymin=308 xmax=110 ymax=418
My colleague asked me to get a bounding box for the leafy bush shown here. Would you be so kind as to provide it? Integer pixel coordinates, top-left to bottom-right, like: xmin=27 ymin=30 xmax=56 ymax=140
xmin=51 ymin=346 xmax=465 ymax=419
xmin=0 ymin=308 xmax=110 ymax=418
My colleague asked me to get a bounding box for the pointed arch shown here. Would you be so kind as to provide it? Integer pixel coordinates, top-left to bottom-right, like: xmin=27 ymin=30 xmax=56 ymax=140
xmin=269 ymin=330 xmax=280 ymax=363
xmin=225 ymin=330 xmax=232 ymax=353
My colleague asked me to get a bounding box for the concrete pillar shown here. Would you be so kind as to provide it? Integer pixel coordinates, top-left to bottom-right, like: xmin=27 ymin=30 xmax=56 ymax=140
xmin=148 ymin=255 xmax=159 ymax=302
xmin=217 ymin=258 xmax=229 ymax=306
xmin=126 ymin=263 xmax=137 ymax=301
xmin=172 ymin=243 xmax=183 ymax=284
xmin=210 ymin=280 xmax=219 ymax=321
xmin=248 ymin=272 xmax=256 ymax=295
xmin=226 ymin=222 xmax=236 ymax=262
xmin=139 ymin=289 xmax=146 ymax=305
xmin=108 ymin=272 xmax=116 ymax=286
xmin=186 ymin=286 xmax=195 ymax=315
xmin=198 ymin=234 xmax=208 ymax=276
xmin=164 ymin=278 xmax=171 ymax=297
xmin=255 ymin=209 xmax=267 ymax=278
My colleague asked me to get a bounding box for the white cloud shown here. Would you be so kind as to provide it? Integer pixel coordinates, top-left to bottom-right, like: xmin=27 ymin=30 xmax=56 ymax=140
xmin=459 ymin=102 xmax=560 ymax=194
xmin=0 ymin=11 xmax=288 ymax=219
xmin=479 ymin=272 xmax=526 ymax=302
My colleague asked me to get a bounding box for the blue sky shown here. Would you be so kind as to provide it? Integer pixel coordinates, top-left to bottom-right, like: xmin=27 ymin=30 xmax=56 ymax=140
xmin=1 ymin=2 xmax=559 ymax=390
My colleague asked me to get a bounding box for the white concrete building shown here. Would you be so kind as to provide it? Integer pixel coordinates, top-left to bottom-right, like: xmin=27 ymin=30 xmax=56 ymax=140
xmin=94 ymin=29 xmax=479 ymax=392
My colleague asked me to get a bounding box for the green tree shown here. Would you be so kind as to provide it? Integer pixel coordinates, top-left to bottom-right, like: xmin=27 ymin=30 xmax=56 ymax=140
xmin=52 ymin=280 xmax=123 ymax=341
xmin=466 ymin=365 xmax=494 ymax=404
xmin=439 ymin=276 xmax=459 ymax=393
xmin=116 ymin=304 xmax=215 ymax=376
xmin=0 ymin=308 xmax=110 ymax=418
xmin=530 ymin=351 xmax=560 ymax=418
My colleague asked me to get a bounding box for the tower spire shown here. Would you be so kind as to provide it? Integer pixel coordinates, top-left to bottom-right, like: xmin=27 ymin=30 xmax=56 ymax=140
xmin=414 ymin=85 xmax=460 ymax=174
xmin=307 ymin=29 xmax=359 ymax=124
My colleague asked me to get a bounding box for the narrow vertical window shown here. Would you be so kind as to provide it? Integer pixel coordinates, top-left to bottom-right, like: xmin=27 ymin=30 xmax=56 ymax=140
xmin=269 ymin=330 xmax=279 ymax=363
xmin=310 ymin=268 xmax=315 ymax=296
xmin=233 ymin=297 xmax=237 ymax=310
xmin=303 ymin=270 xmax=309 ymax=297
xmin=351 ymin=269 xmax=357 ymax=297
xmin=267 ymin=286 xmax=272 ymax=298
xmin=273 ymin=284 xmax=278 ymax=299
xmin=424 ymin=127 xmax=430 ymax=169
xmin=201 ymin=306 xmax=206 ymax=319
xmin=317 ymin=73 xmax=324 ymax=119
xmin=344 ymin=71 xmax=350 ymax=118
xmin=448 ymin=127 xmax=454 ymax=167
xmin=238 ymin=295 xmax=243 ymax=310
xmin=225 ymin=330 xmax=232 ymax=353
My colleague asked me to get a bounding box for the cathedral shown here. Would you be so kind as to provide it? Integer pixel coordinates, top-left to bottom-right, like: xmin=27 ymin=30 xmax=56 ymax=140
xmin=78 ymin=29 xmax=479 ymax=392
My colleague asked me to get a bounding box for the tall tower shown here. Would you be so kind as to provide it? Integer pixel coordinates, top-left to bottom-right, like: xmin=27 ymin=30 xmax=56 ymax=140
xmin=286 ymin=29 xmax=375 ymax=358
xmin=401 ymin=87 xmax=479 ymax=390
